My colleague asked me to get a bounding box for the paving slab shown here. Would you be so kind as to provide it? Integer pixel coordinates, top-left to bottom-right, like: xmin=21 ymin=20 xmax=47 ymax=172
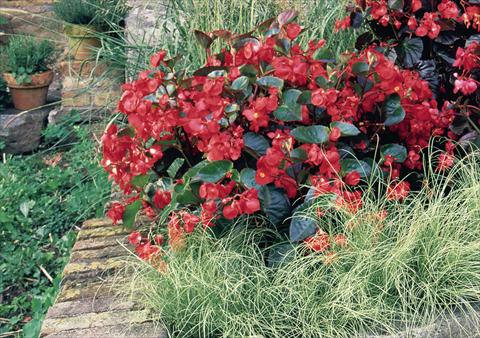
xmin=40 ymin=218 xmax=166 ymax=338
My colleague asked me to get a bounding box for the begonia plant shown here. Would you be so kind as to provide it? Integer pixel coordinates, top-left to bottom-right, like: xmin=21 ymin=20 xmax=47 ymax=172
xmin=102 ymin=9 xmax=478 ymax=262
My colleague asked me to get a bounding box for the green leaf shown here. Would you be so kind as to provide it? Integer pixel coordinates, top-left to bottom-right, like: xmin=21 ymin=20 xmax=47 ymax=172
xmin=297 ymin=90 xmax=311 ymax=104
xmin=330 ymin=121 xmax=361 ymax=136
xmin=289 ymin=203 xmax=317 ymax=242
xmin=282 ymin=89 xmax=301 ymax=106
xmin=256 ymin=76 xmax=284 ymax=89
xmin=291 ymin=125 xmax=329 ymax=144
xmin=194 ymin=30 xmax=214 ymax=49
xmin=383 ymin=93 xmax=405 ymax=126
xmin=131 ymin=174 xmax=149 ymax=188
xmin=208 ymin=70 xmax=226 ymax=78
xmin=122 ymin=199 xmax=142 ymax=229
xmin=312 ymin=47 xmax=335 ymax=62
xmin=274 ymin=89 xmax=302 ymax=121
xmin=167 ymin=158 xmax=185 ymax=178
xmin=274 ymin=105 xmax=302 ymax=121
xmin=381 ymin=144 xmax=407 ymax=163
xmin=197 ymin=160 xmax=233 ymax=182
xmin=258 ymin=185 xmax=291 ymax=225
xmin=351 ymin=61 xmax=370 ymax=76
xmin=340 ymin=159 xmax=372 ymax=177
xmin=19 ymin=200 xmax=35 ymax=218
xmin=231 ymin=76 xmax=250 ymax=91
xmin=118 ymin=126 xmax=135 ymax=137
xmin=277 ymin=10 xmax=298 ymax=25
xmin=239 ymin=64 xmax=258 ymax=77
xmin=315 ymin=76 xmax=329 ymax=88
xmin=244 ymin=132 xmax=270 ymax=156
xmin=184 ymin=160 xmax=209 ymax=180
xmin=225 ymin=103 xmax=240 ymax=113
xmin=268 ymin=243 xmax=297 ymax=268
xmin=397 ymin=38 xmax=423 ymax=68
xmin=388 ymin=0 xmax=404 ymax=10
xmin=240 ymin=168 xmax=261 ymax=190
xmin=290 ymin=147 xmax=308 ymax=163
xmin=175 ymin=182 xmax=201 ymax=205
xmin=256 ymin=17 xmax=276 ymax=34
xmin=193 ymin=66 xmax=228 ymax=77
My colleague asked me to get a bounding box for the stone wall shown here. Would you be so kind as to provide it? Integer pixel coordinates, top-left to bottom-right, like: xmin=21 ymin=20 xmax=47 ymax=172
xmin=0 ymin=0 xmax=66 ymax=47
xmin=125 ymin=0 xmax=168 ymax=78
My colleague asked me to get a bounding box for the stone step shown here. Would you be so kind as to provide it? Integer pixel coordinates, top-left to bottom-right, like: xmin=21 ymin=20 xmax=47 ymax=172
xmin=40 ymin=218 xmax=166 ymax=337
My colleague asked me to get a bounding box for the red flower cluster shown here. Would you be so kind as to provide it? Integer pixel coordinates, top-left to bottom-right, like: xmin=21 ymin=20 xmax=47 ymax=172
xmin=103 ymin=10 xmax=475 ymax=259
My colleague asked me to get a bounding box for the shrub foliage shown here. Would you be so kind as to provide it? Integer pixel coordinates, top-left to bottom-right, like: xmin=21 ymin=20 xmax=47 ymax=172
xmin=1 ymin=36 xmax=55 ymax=84
xmin=341 ymin=0 xmax=480 ymax=145
xmin=53 ymin=0 xmax=128 ymax=30
xmin=103 ymin=8 xmax=478 ymax=261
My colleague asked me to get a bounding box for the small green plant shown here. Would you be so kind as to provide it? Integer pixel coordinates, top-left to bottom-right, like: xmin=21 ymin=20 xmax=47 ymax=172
xmin=0 ymin=124 xmax=110 ymax=337
xmin=1 ymin=36 xmax=55 ymax=84
xmin=53 ymin=0 xmax=128 ymax=31
xmin=127 ymin=151 xmax=480 ymax=337
xmin=0 ymin=77 xmax=10 ymax=111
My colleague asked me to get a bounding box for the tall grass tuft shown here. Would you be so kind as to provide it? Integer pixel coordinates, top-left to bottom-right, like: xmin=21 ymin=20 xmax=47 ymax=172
xmin=94 ymin=0 xmax=356 ymax=77
xmin=152 ymin=0 xmax=355 ymax=71
xmin=124 ymin=151 xmax=480 ymax=337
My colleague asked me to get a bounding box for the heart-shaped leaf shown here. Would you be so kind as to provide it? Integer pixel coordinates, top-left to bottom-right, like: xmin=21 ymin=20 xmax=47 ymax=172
xmin=388 ymin=0 xmax=404 ymax=10
xmin=352 ymin=61 xmax=370 ymax=75
xmin=397 ymin=38 xmax=423 ymax=68
xmin=290 ymin=147 xmax=308 ymax=163
xmin=258 ymin=185 xmax=291 ymax=225
xmin=122 ymin=199 xmax=142 ymax=229
xmin=291 ymin=125 xmax=329 ymax=144
xmin=340 ymin=158 xmax=372 ymax=177
xmin=240 ymin=168 xmax=261 ymax=190
xmin=193 ymin=66 xmax=228 ymax=77
xmin=131 ymin=174 xmax=150 ymax=188
xmin=231 ymin=76 xmax=250 ymax=91
xmin=312 ymin=47 xmax=335 ymax=62
xmin=381 ymin=144 xmax=407 ymax=163
xmin=383 ymin=93 xmax=406 ymax=126
xmin=239 ymin=64 xmax=258 ymax=77
xmin=256 ymin=76 xmax=284 ymax=89
xmin=244 ymin=132 xmax=270 ymax=156
xmin=197 ymin=160 xmax=233 ymax=182
xmin=278 ymin=10 xmax=298 ymax=26
xmin=274 ymin=89 xmax=302 ymax=121
xmin=167 ymin=158 xmax=185 ymax=178
xmin=267 ymin=242 xmax=297 ymax=268
xmin=194 ymin=30 xmax=214 ymax=49
xmin=330 ymin=121 xmax=361 ymax=136
xmin=289 ymin=203 xmax=317 ymax=242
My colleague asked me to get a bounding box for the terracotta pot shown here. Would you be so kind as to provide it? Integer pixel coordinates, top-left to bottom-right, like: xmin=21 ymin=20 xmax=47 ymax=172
xmin=64 ymin=24 xmax=101 ymax=61
xmin=3 ymin=70 xmax=54 ymax=111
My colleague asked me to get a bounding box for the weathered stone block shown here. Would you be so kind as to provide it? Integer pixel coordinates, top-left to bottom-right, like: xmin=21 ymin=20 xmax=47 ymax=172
xmin=42 ymin=322 xmax=165 ymax=338
xmin=92 ymin=88 xmax=121 ymax=107
xmin=73 ymin=234 xmax=128 ymax=251
xmin=70 ymin=245 xmax=129 ymax=262
xmin=62 ymin=90 xmax=92 ymax=107
xmin=82 ymin=218 xmax=114 ymax=229
xmin=0 ymin=107 xmax=50 ymax=154
xmin=41 ymin=309 xmax=151 ymax=335
xmin=45 ymin=298 xmax=135 ymax=319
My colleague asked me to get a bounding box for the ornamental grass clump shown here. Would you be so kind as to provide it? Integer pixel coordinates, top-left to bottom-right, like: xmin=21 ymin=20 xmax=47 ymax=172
xmin=102 ymin=9 xmax=478 ymax=261
xmin=1 ymin=36 xmax=55 ymax=83
xmin=124 ymin=152 xmax=480 ymax=337
xmin=53 ymin=0 xmax=128 ymax=31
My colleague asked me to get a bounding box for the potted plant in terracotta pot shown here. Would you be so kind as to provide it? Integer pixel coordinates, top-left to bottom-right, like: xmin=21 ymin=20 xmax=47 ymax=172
xmin=53 ymin=0 xmax=128 ymax=61
xmin=1 ymin=36 xmax=55 ymax=111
